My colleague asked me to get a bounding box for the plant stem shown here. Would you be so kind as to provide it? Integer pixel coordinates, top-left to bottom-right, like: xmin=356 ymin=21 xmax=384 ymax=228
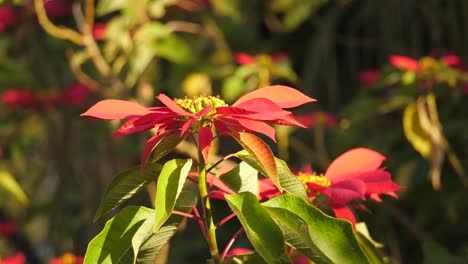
xmin=198 ymin=149 xmax=221 ymax=263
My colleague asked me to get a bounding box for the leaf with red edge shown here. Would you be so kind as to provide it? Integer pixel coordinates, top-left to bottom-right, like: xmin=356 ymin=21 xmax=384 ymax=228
xmin=325 ymin=148 xmax=386 ymax=182
xmin=198 ymin=126 xmax=213 ymax=162
xmin=81 ymin=99 xmax=149 ymax=119
xmin=232 ymin=132 xmax=280 ymax=191
xmin=233 ymin=85 xmax=316 ymax=108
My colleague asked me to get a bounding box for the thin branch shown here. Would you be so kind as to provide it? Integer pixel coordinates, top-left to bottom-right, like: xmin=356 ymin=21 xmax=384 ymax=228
xmin=220 ymin=228 xmax=245 ymax=262
xmin=33 ymin=0 xmax=83 ymax=45
xmin=216 ymin=213 xmax=236 ymax=228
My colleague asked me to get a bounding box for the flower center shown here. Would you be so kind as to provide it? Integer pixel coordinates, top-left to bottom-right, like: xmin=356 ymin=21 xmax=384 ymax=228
xmin=174 ymin=95 xmax=227 ymax=114
xmin=297 ymin=172 xmax=331 ymax=194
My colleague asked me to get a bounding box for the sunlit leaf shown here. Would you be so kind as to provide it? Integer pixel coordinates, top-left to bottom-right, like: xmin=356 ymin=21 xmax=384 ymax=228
xmin=93 ymin=163 xmax=162 ymax=221
xmin=403 ymin=102 xmax=432 ymax=158
xmin=219 ymin=162 xmax=259 ymax=197
xmin=225 ymin=193 xmax=290 ymax=264
xmin=262 ymin=194 xmax=370 ymax=264
xmin=0 ymin=170 xmax=28 ymax=205
xmin=153 ymin=159 xmax=192 ymax=232
xmin=237 ymin=150 xmax=308 ymax=199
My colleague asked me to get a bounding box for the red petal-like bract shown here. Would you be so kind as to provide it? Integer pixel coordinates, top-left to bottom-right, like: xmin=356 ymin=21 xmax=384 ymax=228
xmin=234 ymin=53 xmax=255 ymax=65
xmin=320 ymin=179 xmax=366 ymax=204
xmin=325 ymin=148 xmax=386 ymax=182
xmin=198 ymin=126 xmax=213 ymax=162
xmin=389 ymin=55 xmax=421 ymax=71
xmin=80 ymin=99 xmax=149 ymax=119
xmin=331 ymin=206 xmax=356 ymax=226
xmin=233 ymin=85 xmax=316 ymax=108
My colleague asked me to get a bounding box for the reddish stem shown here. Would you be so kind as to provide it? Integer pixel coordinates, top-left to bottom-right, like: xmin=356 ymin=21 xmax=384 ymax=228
xmin=172 ymin=210 xmax=202 ymax=220
xmin=192 ymin=206 xmax=208 ymax=240
xmin=206 ymin=153 xmax=237 ymax=173
xmin=220 ymin=228 xmax=245 ymax=262
xmin=216 ymin=213 xmax=236 ymax=228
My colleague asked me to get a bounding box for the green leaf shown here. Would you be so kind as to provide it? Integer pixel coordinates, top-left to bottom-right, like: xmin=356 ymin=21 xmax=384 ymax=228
xmin=93 ymin=162 xmax=163 ymax=221
xmin=233 ymin=133 xmax=280 ymax=191
xmin=355 ymin=232 xmax=386 ymax=264
xmin=222 ymin=76 xmax=245 ymax=103
xmin=210 ymin=0 xmax=241 ymax=20
xmin=237 ymin=150 xmax=308 ymax=200
xmin=403 ymin=102 xmax=432 ymax=158
xmin=151 ymin=35 xmax=195 ymax=64
xmin=225 ymin=193 xmax=290 ymax=264
xmin=219 ymin=162 xmax=259 ymax=197
xmin=153 ymin=159 xmax=192 ymax=232
xmin=282 ymin=0 xmax=327 ymax=31
xmin=262 ymin=194 xmax=370 ymax=264
xmin=0 ymin=170 xmax=28 ymax=205
xmin=85 ymin=191 xmax=196 ymax=264
xmin=96 ymin=0 xmax=128 ymax=16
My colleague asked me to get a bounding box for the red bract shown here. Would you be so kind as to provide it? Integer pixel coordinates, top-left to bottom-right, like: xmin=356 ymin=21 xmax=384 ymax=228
xmin=389 ymin=55 xmax=421 ymax=71
xmin=1 ymin=252 xmax=26 ymax=264
xmin=1 ymin=89 xmax=38 ymax=109
xmin=0 ymin=6 xmax=18 ymax=32
xmin=359 ymin=69 xmax=380 ymax=87
xmin=234 ymin=52 xmax=289 ymax=65
xmin=297 ymin=148 xmax=402 ymax=224
xmin=82 ymin=85 xmax=315 ymax=168
xmin=61 ymin=83 xmax=92 ymax=106
xmin=210 ymin=176 xmax=280 ymax=201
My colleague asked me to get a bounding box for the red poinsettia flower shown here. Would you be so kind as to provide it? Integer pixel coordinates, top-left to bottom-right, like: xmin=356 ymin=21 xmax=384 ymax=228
xmin=0 ymin=6 xmax=18 ymax=33
xmin=389 ymin=55 xmax=421 ymax=71
xmin=1 ymin=252 xmax=26 ymax=264
xmin=359 ymin=69 xmax=380 ymax=87
xmin=234 ymin=52 xmax=289 ymax=65
xmin=1 ymin=89 xmax=38 ymax=109
xmin=296 ymin=148 xmax=402 ymax=224
xmin=51 ymin=253 xmax=83 ymax=264
xmin=82 ymin=85 xmax=315 ymax=168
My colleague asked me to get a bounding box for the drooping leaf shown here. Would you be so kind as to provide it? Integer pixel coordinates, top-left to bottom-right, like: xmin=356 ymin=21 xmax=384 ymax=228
xmin=225 ymin=193 xmax=290 ymax=264
xmin=93 ymin=162 xmax=163 ymax=221
xmin=219 ymin=162 xmax=259 ymax=197
xmin=153 ymin=159 xmax=192 ymax=232
xmin=403 ymin=101 xmax=432 ymax=158
xmin=233 ymin=133 xmax=280 ymax=191
xmin=262 ymin=194 xmax=370 ymax=264
xmin=237 ymin=150 xmax=307 ymax=199
xmin=0 ymin=170 xmax=28 ymax=205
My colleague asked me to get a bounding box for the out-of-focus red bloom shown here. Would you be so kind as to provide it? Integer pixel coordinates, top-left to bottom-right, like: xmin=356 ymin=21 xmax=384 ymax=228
xmin=61 ymin=83 xmax=92 ymax=107
xmin=92 ymin=23 xmax=106 ymax=41
xmin=389 ymin=55 xmax=421 ymax=71
xmin=462 ymin=84 xmax=468 ymax=94
xmin=0 ymin=221 xmax=16 ymax=236
xmin=82 ymin=85 xmax=315 ymax=168
xmin=297 ymin=148 xmax=402 ymax=224
xmin=234 ymin=52 xmax=289 ymax=65
xmin=0 ymin=6 xmax=18 ymax=32
xmin=297 ymin=111 xmax=338 ymax=128
xmin=442 ymin=54 xmax=466 ymax=71
xmin=1 ymin=89 xmax=38 ymax=109
xmin=359 ymin=69 xmax=380 ymax=87
xmin=43 ymin=0 xmax=72 ymax=18
xmin=1 ymin=252 xmax=26 ymax=264
xmin=51 ymin=253 xmax=83 ymax=264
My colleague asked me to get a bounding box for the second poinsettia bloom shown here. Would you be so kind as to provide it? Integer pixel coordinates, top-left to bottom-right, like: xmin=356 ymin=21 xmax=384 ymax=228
xmin=389 ymin=55 xmax=421 ymax=71
xmin=82 ymin=85 xmax=315 ymax=167
xmin=297 ymin=148 xmax=402 ymax=223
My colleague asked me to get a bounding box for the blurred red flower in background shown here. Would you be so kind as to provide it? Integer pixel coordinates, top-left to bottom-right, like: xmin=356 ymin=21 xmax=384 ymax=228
xmin=297 ymin=111 xmax=338 ymax=128
xmin=43 ymin=0 xmax=71 ymax=18
xmin=92 ymin=23 xmax=106 ymax=41
xmin=1 ymin=89 xmax=38 ymax=109
xmin=0 ymin=6 xmax=18 ymax=32
xmin=61 ymin=83 xmax=92 ymax=107
xmin=359 ymin=69 xmax=380 ymax=87
xmin=389 ymin=55 xmax=421 ymax=71
xmin=51 ymin=253 xmax=83 ymax=264
xmin=0 ymin=221 xmax=16 ymax=236
xmin=234 ymin=52 xmax=289 ymax=65
xmin=1 ymin=252 xmax=26 ymax=264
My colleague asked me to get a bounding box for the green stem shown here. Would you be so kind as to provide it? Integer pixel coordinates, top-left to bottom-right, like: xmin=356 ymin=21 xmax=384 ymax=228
xmin=198 ymin=149 xmax=220 ymax=263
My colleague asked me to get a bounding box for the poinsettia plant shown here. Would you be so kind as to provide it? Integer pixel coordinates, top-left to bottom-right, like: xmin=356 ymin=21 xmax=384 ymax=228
xmin=82 ymin=85 xmax=401 ymax=263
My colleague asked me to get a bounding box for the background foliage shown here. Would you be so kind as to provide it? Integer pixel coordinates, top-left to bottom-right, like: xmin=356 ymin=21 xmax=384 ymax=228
xmin=0 ymin=0 xmax=467 ymax=263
